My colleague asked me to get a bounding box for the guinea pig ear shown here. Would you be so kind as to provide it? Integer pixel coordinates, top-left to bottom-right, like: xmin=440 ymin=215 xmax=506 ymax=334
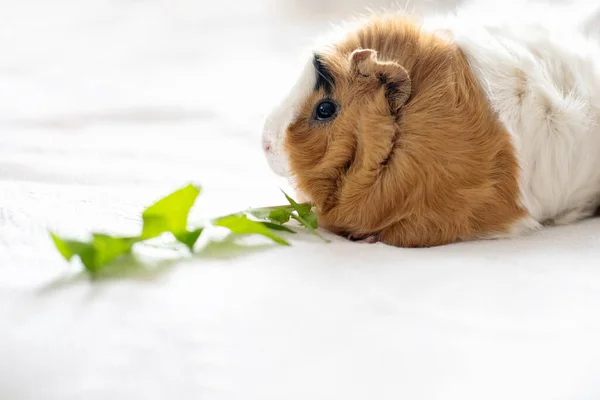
xmin=350 ymin=49 xmax=412 ymax=112
xmin=350 ymin=49 xmax=379 ymax=76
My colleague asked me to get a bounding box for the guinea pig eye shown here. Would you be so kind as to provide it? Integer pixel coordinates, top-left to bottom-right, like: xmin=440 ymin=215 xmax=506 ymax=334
xmin=313 ymin=100 xmax=338 ymax=122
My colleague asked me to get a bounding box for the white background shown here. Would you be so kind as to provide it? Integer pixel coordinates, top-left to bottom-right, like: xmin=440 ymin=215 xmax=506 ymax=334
xmin=1 ymin=0 xmax=599 ymax=399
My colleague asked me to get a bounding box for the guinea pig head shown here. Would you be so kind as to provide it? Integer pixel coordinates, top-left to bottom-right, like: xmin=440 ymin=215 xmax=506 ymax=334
xmin=263 ymin=19 xmax=527 ymax=247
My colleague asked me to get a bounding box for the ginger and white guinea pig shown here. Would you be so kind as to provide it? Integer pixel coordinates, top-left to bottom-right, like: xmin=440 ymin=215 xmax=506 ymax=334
xmin=262 ymin=3 xmax=600 ymax=247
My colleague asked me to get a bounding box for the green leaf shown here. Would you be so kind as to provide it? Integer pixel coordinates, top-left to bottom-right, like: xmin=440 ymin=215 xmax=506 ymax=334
xmin=51 ymin=233 xmax=98 ymax=270
xmin=92 ymin=234 xmax=140 ymax=267
xmin=248 ymin=206 xmax=296 ymax=233
xmin=141 ymin=184 xmax=203 ymax=248
xmin=214 ymin=214 xmax=290 ymax=245
xmin=282 ymin=191 xmax=313 ymax=219
xmin=51 ymin=233 xmax=81 ymax=261
xmin=290 ymin=214 xmax=328 ymax=242
xmin=174 ymin=228 xmax=204 ymax=251
xmin=51 ymin=184 xmax=335 ymax=275
xmin=261 ymin=221 xmax=296 ymax=233
xmin=267 ymin=208 xmax=293 ymax=224
xmin=249 ymin=206 xmax=291 ymax=222
xmin=293 ymin=211 xmax=318 ymax=230
xmin=51 ymin=233 xmax=139 ymax=273
xmin=249 ymin=206 xmax=295 ymax=235
xmin=281 ymin=190 xmax=327 ymax=241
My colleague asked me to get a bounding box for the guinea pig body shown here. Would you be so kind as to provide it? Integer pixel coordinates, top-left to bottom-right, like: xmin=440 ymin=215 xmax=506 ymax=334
xmin=262 ymin=4 xmax=600 ymax=247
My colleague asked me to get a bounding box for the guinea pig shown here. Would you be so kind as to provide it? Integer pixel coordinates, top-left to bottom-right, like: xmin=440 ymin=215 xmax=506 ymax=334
xmin=262 ymin=3 xmax=600 ymax=247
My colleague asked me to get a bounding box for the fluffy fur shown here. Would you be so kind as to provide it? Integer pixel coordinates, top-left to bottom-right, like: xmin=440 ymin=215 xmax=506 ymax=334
xmin=262 ymin=3 xmax=600 ymax=247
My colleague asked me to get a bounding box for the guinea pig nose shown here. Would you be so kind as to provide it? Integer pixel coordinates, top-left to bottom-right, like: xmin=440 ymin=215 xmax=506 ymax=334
xmin=262 ymin=139 xmax=272 ymax=153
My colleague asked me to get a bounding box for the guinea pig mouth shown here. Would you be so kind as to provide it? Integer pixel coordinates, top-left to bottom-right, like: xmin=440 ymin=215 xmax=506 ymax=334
xmin=262 ymin=142 xmax=290 ymax=177
xmin=266 ymin=156 xmax=289 ymax=178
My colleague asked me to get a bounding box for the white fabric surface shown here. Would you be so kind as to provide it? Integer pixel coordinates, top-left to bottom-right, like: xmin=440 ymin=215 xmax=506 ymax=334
xmin=2 ymin=1 xmax=600 ymax=399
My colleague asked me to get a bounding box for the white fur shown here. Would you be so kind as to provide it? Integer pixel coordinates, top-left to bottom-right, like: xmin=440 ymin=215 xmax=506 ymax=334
xmin=424 ymin=2 xmax=600 ymax=234
xmin=264 ymin=2 xmax=600 ymax=237
xmin=262 ymin=56 xmax=316 ymax=177
xmin=261 ymin=19 xmax=361 ymax=178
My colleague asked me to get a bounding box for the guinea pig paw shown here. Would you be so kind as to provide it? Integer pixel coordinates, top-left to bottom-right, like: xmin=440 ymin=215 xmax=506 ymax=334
xmin=347 ymin=233 xmax=379 ymax=244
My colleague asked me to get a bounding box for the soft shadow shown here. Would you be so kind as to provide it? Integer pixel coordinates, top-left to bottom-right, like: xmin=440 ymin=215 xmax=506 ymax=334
xmin=90 ymin=255 xmax=180 ymax=281
xmin=36 ymin=271 xmax=90 ymax=294
xmin=37 ymin=234 xmax=287 ymax=293
xmin=194 ymin=233 xmax=280 ymax=260
xmin=36 ymin=254 xmax=182 ymax=295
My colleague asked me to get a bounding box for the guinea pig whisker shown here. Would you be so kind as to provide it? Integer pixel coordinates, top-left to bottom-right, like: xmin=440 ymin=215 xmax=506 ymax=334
xmin=315 ymin=68 xmax=334 ymax=90
xmin=313 ymin=54 xmax=335 ymax=94
xmin=263 ymin=116 xmax=276 ymax=126
xmin=402 ymin=0 xmax=412 ymax=13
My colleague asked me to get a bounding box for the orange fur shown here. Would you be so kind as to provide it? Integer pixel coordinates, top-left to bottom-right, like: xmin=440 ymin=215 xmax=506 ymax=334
xmin=284 ymin=16 xmax=526 ymax=247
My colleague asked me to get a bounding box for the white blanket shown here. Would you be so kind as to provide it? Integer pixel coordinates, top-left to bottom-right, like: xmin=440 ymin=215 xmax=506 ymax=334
xmin=2 ymin=1 xmax=600 ymax=399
